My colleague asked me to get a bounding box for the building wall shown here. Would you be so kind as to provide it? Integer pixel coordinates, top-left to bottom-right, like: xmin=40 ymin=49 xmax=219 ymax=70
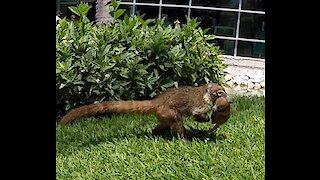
xmin=220 ymin=55 xmax=265 ymax=96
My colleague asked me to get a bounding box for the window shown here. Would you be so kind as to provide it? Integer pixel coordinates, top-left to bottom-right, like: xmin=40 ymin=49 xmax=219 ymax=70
xmin=242 ymin=0 xmax=265 ymax=11
xmin=237 ymin=41 xmax=265 ymax=58
xmin=56 ymin=0 xmax=265 ymax=58
xmin=163 ymin=0 xmax=189 ymax=5
xmin=212 ymin=39 xmax=235 ymax=55
xmin=239 ymin=13 xmax=265 ymax=40
xmin=119 ymin=0 xmax=265 ymax=58
xmin=137 ymin=0 xmax=159 ymax=3
xmin=162 ymin=7 xmax=188 ymax=25
xmin=136 ymin=5 xmax=159 ymax=20
xmin=192 ymin=0 xmax=239 ymax=9
xmin=119 ymin=4 xmax=134 ymax=18
xmin=191 ymin=9 xmax=237 ymax=37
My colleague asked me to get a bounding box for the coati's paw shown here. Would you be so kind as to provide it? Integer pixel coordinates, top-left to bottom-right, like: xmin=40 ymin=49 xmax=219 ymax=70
xmin=152 ymin=127 xmax=170 ymax=136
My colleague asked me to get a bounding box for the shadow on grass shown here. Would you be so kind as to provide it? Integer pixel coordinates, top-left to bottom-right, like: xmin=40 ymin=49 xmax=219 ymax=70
xmin=133 ymin=126 xmax=227 ymax=142
xmin=186 ymin=126 xmax=227 ymax=142
xmin=57 ymin=125 xmax=227 ymax=153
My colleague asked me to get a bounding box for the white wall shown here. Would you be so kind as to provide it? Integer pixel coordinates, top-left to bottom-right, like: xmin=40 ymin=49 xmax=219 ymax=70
xmin=219 ymin=55 xmax=265 ymax=96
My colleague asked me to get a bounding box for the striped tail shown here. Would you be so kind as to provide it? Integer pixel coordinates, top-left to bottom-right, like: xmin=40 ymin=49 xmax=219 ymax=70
xmin=60 ymin=100 xmax=155 ymax=126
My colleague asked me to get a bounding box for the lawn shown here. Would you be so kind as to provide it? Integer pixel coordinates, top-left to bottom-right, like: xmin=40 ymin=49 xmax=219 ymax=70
xmin=56 ymin=95 xmax=265 ymax=179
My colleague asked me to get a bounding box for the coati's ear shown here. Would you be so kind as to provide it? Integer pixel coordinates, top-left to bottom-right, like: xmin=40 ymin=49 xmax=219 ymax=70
xmin=206 ymin=83 xmax=225 ymax=96
xmin=205 ymin=84 xmax=214 ymax=93
xmin=205 ymin=87 xmax=210 ymax=93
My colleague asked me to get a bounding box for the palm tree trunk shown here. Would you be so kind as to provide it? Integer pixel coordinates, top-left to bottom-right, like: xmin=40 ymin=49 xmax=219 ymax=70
xmin=95 ymin=0 xmax=113 ymax=24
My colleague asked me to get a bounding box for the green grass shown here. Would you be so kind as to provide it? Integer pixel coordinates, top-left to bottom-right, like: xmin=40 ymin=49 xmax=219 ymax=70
xmin=56 ymin=95 xmax=265 ymax=180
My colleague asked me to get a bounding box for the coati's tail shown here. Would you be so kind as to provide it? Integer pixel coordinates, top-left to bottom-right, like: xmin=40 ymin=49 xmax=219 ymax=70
xmin=60 ymin=100 xmax=155 ymax=126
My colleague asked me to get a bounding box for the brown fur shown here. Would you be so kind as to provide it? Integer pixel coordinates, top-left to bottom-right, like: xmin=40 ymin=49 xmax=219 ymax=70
xmin=60 ymin=83 xmax=229 ymax=139
xmin=209 ymin=96 xmax=232 ymax=131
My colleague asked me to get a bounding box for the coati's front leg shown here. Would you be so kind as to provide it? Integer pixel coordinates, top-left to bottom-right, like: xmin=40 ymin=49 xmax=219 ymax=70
xmin=154 ymin=106 xmax=185 ymax=139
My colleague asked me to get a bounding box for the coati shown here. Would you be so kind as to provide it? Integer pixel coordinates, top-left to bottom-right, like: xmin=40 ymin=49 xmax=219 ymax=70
xmin=60 ymin=83 xmax=232 ymax=139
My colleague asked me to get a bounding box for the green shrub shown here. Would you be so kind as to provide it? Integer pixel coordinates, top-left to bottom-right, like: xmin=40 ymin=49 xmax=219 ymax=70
xmin=56 ymin=2 xmax=227 ymax=117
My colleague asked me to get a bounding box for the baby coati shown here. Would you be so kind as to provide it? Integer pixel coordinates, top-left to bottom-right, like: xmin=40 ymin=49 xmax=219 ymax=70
xmin=210 ymin=95 xmax=232 ymax=131
xmin=60 ymin=83 xmax=232 ymax=139
xmin=194 ymin=95 xmax=232 ymax=132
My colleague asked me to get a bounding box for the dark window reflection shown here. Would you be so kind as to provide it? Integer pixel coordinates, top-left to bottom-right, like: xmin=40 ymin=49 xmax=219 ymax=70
xmin=86 ymin=3 xmax=96 ymax=22
xmin=209 ymin=39 xmax=235 ymax=55
xmin=118 ymin=5 xmax=134 ymax=19
xmin=60 ymin=0 xmax=76 ymax=2
xmin=56 ymin=1 xmax=59 ymax=12
xmin=162 ymin=0 xmax=189 ymax=5
xmin=58 ymin=1 xmax=78 ymax=19
xmin=237 ymin=41 xmax=265 ymax=58
xmin=59 ymin=4 xmax=71 ymax=19
xmin=242 ymin=0 xmax=265 ymax=11
xmin=162 ymin=7 xmax=188 ymax=25
xmin=121 ymin=0 xmax=133 ymax=2
xmin=136 ymin=5 xmax=159 ymax=20
xmin=191 ymin=9 xmax=237 ymax=37
xmin=137 ymin=0 xmax=160 ymax=3
xmin=239 ymin=13 xmax=265 ymax=40
xmin=192 ymin=0 xmax=239 ymax=9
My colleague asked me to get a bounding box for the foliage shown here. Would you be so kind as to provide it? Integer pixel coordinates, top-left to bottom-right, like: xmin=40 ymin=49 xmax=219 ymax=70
xmin=56 ymin=2 xmax=226 ymax=117
xmin=109 ymin=0 xmax=126 ymax=20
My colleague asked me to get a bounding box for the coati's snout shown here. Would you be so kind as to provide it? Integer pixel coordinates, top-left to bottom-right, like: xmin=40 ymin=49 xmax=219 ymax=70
xmin=226 ymin=95 xmax=233 ymax=103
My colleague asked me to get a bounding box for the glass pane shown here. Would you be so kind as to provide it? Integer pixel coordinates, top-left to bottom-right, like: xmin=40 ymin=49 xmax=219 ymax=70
xmin=192 ymin=0 xmax=239 ymax=9
xmin=162 ymin=0 xmax=189 ymax=5
xmin=209 ymin=39 xmax=235 ymax=55
xmin=162 ymin=7 xmax=188 ymax=25
xmin=242 ymin=0 xmax=265 ymax=11
xmin=237 ymin=41 xmax=265 ymax=58
xmin=137 ymin=0 xmax=160 ymax=3
xmin=239 ymin=13 xmax=265 ymax=40
xmin=191 ymin=9 xmax=237 ymax=37
xmin=56 ymin=1 xmax=60 ymax=12
xmin=118 ymin=5 xmax=134 ymax=19
xmin=121 ymin=0 xmax=133 ymax=2
xmin=136 ymin=5 xmax=159 ymax=20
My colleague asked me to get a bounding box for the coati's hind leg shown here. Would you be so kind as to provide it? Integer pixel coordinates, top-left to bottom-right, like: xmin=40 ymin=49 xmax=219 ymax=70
xmin=152 ymin=123 xmax=170 ymax=136
xmin=170 ymin=120 xmax=185 ymax=139
xmin=154 ymin=106 xmax=185 ymax=139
